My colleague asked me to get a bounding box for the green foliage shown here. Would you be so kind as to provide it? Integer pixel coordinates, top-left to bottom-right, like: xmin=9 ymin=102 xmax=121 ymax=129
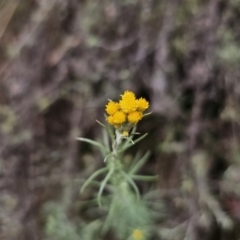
xmin=80 ymin=220 xmax=102 ymax=240
xmin=75 ymin=120 xmax=156 ymax=239
xmin=102 ymin=184 xmax=152 ymax=239
xmin=45 ymin=204 xmax=80 ymax=240
xmin=43 ymin=118 xmax=157 ymax=240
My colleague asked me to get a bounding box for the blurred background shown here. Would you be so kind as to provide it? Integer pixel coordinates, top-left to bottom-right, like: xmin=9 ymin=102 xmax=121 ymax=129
xmin=1 ymin=0 xmax=240 ymax=239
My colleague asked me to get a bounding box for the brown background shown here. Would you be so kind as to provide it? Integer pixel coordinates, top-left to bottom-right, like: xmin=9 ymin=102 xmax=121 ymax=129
xmin=0 ymin=0 xmax=240 ymax=239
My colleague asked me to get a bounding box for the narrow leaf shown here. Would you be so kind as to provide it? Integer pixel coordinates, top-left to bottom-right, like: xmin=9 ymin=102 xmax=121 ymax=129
xmin=102 ymin=197 xmax=117 ymax=234
xmin=96 ymin=119 xmax=107 ymax=129
xmin=81 ymin=167 xmax=108 ymax=193
xmin=120 ymin=133 xmax=148 ymax=152
xmin=128 ymin=151 xmax=142 ymax=171
xmin=120 ymin=170 xmax=140 ymax=200
xmin=102 ymin=129 xmax=110 ymax=152
xmin=104 ymin=153 xmax=115 ymax=162
xmin=119 ymin=135 xmax=134 ymax=152
xmin=133 ymin=133 xmax=148 ymax=145
xmin=97 ymin=167 xmax=114 ymax=206
xmin=143 ymin=111 xmax=152 ymax=117
xmin=131 ymin=175 xmax=157 ymax=181
xmin=96 ymin=119 xmax=114 ymax=141
xmin=76 ymin=137 xmax=107 ymax=152
xmin=129 ymin=151 xmax=150 ymax=174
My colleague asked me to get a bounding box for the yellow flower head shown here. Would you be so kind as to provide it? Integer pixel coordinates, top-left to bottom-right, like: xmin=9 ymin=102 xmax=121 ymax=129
xmin=112 ymin=111 xmax=126 ymax=124
xmin=121 ymin=90 xmax=135 ymax=99
xmin=132 ymin=229 xmax=144 ymax=240
xmin=105 ymin=90 xmax=150 ymax=129
xmin=137 ymin=98 xmax=149 ymax=112
xmin=128 ymin=111 xmax=143 ymax=124
xmin=107 ymin=115 xmax=115 ymax=125
xmin=119 ymin=91 xmax=137 ymax=113
xmin=106 ymin=101 xmax=119 ymax=115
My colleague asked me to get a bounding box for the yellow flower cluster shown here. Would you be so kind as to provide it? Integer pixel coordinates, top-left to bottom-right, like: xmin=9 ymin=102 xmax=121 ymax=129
xmin=132 ymin=229 xmax=144 ymax=240
xmin=105 ymin=91 xmax=149 ymax=129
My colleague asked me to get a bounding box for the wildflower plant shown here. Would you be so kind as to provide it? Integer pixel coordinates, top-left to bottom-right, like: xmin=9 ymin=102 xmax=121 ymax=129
xmin=77 ymin=91 xmax=155 ymax=240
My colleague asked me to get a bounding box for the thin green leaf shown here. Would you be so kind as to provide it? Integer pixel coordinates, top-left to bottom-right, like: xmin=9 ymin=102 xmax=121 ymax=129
xmin=104 ymin=153 xmax=115 ymax=162
xmin=131 ymin=175 xmax=157 ymax=181
xmin=102 ymin=129 xmax=110 ymax=152
xmin=76 ymin=137 xmax=107 ymax=153
xmin=72 ymin=179 xmax=114 ymax=191
xmin=133 ymin=133 xmax=148 ymax=145
xmin=97 ymin=167 xmax=114 ymax=206
xmin=119 ymin=128 xmax=137 ymax=151
xmin=129 ymin=151 xmax=150 ymax=174
xmin=80 ymin=195 xmax=112 ymax=206
xmin=133 ymin=132 xmax=141 ymax=135
xmin=120 ymin=133 xmax=148 ymax=152
xmin=122 ymin=135 xmax=133 ymax=146
xmin=81 ymin=167 xmax=108 ymax=193
xmin=97 ymin=118 xmax=115 ymax=141
xmin=102 ymin=197 xmax=117 ymax=234
xmin=119 ymin=135 xmax=134 ymax=152
xmin=120 ymin=170 xmax=140 ymax=200
xmin=122 ymin=136 xmax=134 ymax=144
xmin=143 ymin=111 xmax=152 ymax=117
xmin=96 ymin=119 xmax=107 ymax=129
xmin=128 ymin=151 xmax=142 ymax=170
xmin=131 ymin=125 xmax=137 ymax=134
